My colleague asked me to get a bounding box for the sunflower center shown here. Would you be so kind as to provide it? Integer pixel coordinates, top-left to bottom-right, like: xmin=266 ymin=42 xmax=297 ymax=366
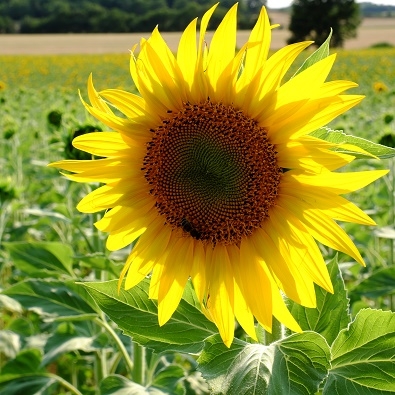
xmin=143 ymin=100 xmax=282 ymax=246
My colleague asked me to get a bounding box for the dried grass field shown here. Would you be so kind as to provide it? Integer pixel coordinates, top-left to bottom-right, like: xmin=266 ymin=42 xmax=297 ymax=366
xmin=0 ymin=13 xmax=394 ymax=55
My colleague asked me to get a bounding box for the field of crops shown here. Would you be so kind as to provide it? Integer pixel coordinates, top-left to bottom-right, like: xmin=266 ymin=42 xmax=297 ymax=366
xmin=1 ymin=46 xmax=395 ymax=394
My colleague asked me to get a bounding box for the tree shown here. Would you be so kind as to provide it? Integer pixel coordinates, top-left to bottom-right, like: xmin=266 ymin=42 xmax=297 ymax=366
xmin=287 ymin=0 xmax=362 ymax=48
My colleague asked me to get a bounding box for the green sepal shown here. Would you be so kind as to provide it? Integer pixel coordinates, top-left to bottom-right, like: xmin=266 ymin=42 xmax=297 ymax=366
xmin=312 ymin=127 xmax=395 ymax=159
xmin=292 ymin=29 xmax=332 ymax=77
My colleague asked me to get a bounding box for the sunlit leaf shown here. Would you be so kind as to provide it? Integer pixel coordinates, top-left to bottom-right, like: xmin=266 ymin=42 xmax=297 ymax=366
xmin=324 ymin=309 xmax=395 ymax=394
xmin=198 ymin=333 xmax=330 ymax=395
xmin=82 ymin=279 xmax=217 ymax=354
xmin=2 ymin=279 xmax=98 ymax=320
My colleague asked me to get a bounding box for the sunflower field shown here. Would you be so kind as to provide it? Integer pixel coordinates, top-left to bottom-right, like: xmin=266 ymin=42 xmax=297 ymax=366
xmin=1 ymin=21 xmax=395 ymax=395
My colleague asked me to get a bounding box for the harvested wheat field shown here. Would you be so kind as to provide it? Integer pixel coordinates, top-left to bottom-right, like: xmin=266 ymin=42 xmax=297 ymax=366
xmin=0 ymin=12 xmax=394 ymax=54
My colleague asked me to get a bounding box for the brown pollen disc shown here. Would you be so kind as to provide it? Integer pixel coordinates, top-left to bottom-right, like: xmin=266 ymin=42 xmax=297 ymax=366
xmin=143 ymin=100 xmax=282 ymax=246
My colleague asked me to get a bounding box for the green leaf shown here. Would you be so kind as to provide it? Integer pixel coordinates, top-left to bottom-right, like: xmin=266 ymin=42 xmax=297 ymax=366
xmin=42 ymin=334 xmax=104 ymax=366
xmin=0 ymin=349 xmax=43 ymax=380
xmin=0 ymin=376 xmax=58 ymax=395
xmin=3 ymin=241 xmax=75 ymax=277
xmin=7 ymin=317 xmax=35 ymax=336
xmin=198 ymin=332 xmax=330 ymax=395
xmin=2 ymin=279 xmax=98 ymax=320
xmin=324 ymin=309 xmax=395 ymax=394
xmin=292 ymin=29 xmax=332 ymax=78
xmin=288 ymin=257 xmax=350 ymax=345
xmin=100 ymin=374 xmax=176 ymax=395
xmin=311 ymin=127 xmax=395 ymax=159
xmin=76 ymin=252 xmax=120 ymax=276
xmin=350 ymin=267 xmax=395 ymax=302
xmin=82 ymin=279 xmax=217 ymax=354
xmin=152 ymin=365 xmax=186 ymax=395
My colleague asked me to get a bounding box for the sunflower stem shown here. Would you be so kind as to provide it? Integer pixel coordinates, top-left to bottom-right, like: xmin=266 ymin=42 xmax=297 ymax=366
xmin=132 ymin=342 xmax=145 ymax=385
xmin=262 ymin=317 xmax=283 ymax=345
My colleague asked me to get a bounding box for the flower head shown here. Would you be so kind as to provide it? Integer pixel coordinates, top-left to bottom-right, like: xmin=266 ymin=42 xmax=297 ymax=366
xmin=50 ymin=4 xmax=387 ymax=346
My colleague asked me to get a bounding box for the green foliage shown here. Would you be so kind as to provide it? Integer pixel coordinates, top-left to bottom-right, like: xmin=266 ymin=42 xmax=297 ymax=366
xmin=288 ymin=0 xmax=362 ymax=48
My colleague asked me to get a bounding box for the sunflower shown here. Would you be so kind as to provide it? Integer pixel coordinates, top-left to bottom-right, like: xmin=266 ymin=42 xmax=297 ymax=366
xmin=50 ymin=4 xmax=387 ymax=347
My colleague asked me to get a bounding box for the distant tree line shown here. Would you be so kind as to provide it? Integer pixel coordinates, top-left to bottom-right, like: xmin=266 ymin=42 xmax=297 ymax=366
xmin=0 ymin=0 xmax=267 ymax=34
xmin=359 ymin=3 xmax=395 ymax=17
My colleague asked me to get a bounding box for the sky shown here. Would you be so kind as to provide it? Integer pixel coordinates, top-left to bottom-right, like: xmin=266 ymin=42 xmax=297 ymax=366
xmin=267 ymin=0 xmax=395 ymax=8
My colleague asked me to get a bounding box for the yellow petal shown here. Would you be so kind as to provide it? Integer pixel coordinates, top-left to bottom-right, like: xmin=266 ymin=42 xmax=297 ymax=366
xmin=244 ymin=41 xmax=312 ymax=118
xmin=192 ymin=2 xmax=218 ymax=101
xmin=87 ymin=73 xmax=113 ymax=114
xmin=252 ymin=227 xmax=317 ymax=307
xmin=124 ymin=219 xmax=173 ymax=290
xmin=72 ymin=132 xmax=137 ymax=156
xmin=99 ymin=89 xmax=160 ymax=127
xmin=268 ymin=95 xmax=364 ymax=143
xmin=61 ymin=163 xmax=142 ymax=184
xmin=240 ymin=7 xmax=271 ymax=86
xmin=206 ymin=244 xmax=235 ymax=347
xmin=277 ymin=145 xmax=354 ymax=172
xmin=258 ymin=55 xmax=337 ymax=126
xmin=106 ymin=209 xmax=157 ymax=251
xmin=206 ymin=3 xmax=238 ymax=97
xmin=279 ymin=185 xmax=376 ymax=226
xmin=177 ymin=18 xmax=198 ymax=91
xmin=158 ymin=237 xmax=194 ymax=325
xmin=227 ymin=244 xmax=257 ymax=340
xmin=280 ymin=196 xmax=366 ymax=265
xmin=283 ymin=169 xmax=388 ymax=194
xmin=190 ymin=241 xmax=208 ymax=304
xmin=77 ymin=185 xmax=152 ymax=213
xmin=239 ymin=238 xmax=273 ymax=329
xmin=268 ymin=206 xmax=333 ymax=293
